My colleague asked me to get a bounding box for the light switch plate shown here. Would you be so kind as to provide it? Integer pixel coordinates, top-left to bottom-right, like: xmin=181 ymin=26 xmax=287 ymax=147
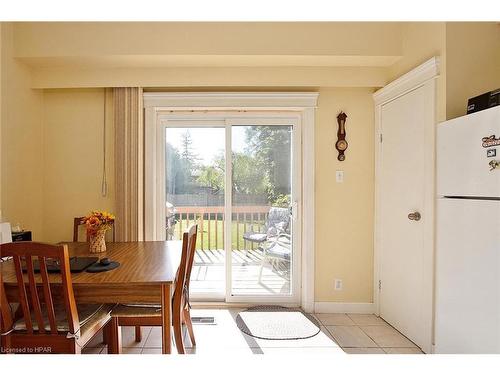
xmin=336 ymin=170 xmax=344 ymax=183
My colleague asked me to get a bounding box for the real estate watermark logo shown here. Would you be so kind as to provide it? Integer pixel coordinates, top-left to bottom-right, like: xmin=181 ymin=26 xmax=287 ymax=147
xmin=1 ymin=346 xmax=52 ymax=354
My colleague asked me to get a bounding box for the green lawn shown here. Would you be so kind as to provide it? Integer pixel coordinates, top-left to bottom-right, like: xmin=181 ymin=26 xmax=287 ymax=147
xmin=171 ymin=219 xmax=265 ymax=250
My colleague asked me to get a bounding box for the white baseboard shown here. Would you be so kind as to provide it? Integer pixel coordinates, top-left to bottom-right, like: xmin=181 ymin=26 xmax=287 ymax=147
xmin=314 ymin=302 xmax=375 ymax=314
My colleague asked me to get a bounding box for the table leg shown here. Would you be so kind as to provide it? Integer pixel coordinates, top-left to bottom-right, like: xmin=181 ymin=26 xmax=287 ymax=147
xmin=161 ymin=283 xmax=172 ymax=354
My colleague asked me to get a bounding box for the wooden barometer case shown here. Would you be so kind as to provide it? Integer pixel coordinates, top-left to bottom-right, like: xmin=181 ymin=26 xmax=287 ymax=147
xmin=335 ymin=112 xmax=348 ymax=161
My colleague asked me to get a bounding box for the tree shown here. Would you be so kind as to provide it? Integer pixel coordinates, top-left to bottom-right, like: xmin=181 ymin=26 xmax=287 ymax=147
xmin=232 ymin=152 xmax=268 ymax=195
xmin=180 ymin=130 xmax=199 ymax=167
xmin=196 ymin=152 xmax=269 ymax=197
xmin=196 ymin=151 xmax=225 ymax=193
xmin=244 ymin=126 xmax=292 ymax=203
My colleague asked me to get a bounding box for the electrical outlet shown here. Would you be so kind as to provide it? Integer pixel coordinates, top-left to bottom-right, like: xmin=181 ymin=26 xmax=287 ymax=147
xmin=334 ymin=279 xmax=343 ymax=291
xmin=335 ymin=170 xmax=344 ymax=183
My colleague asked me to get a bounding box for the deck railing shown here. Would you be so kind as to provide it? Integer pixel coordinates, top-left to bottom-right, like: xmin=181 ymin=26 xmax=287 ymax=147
xmin=172 ymin=206 xmax=271 ymax=251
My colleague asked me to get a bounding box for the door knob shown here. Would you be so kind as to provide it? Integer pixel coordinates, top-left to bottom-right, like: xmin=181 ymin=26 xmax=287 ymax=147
xmin=408 ymin=212 xmax=421 ymax=221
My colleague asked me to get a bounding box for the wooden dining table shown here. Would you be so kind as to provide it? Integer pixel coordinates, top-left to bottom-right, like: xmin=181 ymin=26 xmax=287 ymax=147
xmin=1 ymin=241 xmax=182 ymax=354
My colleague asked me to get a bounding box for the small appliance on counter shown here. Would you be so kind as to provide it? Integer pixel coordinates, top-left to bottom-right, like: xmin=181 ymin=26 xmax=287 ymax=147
xmin=11 ymin=230 xmax=32 ymax=242
xmin=0 ymin=222 xmax=12 ymax=244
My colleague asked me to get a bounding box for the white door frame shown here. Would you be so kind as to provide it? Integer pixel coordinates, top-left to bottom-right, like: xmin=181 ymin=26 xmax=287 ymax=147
xmin=143 ymin=92 xmax=318 ymax=312
xmin=373 ymin=57 xmax=439 ymax=353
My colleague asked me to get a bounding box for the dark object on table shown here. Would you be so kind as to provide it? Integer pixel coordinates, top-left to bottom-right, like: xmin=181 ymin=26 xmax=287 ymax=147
xmin=99 ymin=257 xmax=111 ymax=266
xmin=86 ymin=260 xmax=120 ymax=273
xmin=467 ymin=89 xmax=499 ymax=114
xmin=12 ymin=231 xmax=32 ymax=242
xmin=21 ymin=256 xmax=99 ymax=273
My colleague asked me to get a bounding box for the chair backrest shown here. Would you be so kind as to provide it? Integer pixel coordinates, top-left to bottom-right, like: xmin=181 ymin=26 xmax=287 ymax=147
xmin=73 ymin=217 xmax=115 ymax=242
xmin=266 ymin=207 xmax=291 ymax=232
xmin=173 ymin=225 xmax=197 ymax=310
xmin=0 ymin=242 xmax=80 ymax=336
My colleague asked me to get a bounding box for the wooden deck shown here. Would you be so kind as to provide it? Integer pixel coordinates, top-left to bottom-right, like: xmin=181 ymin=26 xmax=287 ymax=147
xmin=190 ymin=248 xmax=290 ymax=296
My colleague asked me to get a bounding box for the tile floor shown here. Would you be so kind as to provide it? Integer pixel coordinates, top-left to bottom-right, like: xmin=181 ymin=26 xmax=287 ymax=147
xmin=82 ymin=309 xmax=423 ymax=355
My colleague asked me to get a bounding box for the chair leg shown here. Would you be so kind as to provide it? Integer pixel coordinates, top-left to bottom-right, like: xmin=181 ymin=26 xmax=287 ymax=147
xmin=173 ymin=310 xmax=185 ymax=354
xmin=69 ymin=340 xmax=81 ymax=354
xmin=258 ymin=256 xmax=266 ymax=283
xmin=106 ymin=317 xmax=122 ymax=354
xmin=102 ymin=326 xmax=109 ymax=345
xmin=134 ymin=326 xmax=142 ymax=342
xmin=183 ymin=308 xmax=196 ymax=346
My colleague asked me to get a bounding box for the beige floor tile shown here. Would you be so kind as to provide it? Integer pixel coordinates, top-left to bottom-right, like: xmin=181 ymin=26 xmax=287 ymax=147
xmin=124 ymin=326 xmax=153 ymax=348
xmin=360 ymin=325 xmax=417 ymax=348
xmin=87 ymin=308 xmax=412 ymax=355
xmin=189 ymin=309 xmax=258 ymax=349
xmin=314 ymin=313 xmax=355 ymax=326
xmin=143 ymin=326 xmax=165 ymax=348
xmin=326 ymin=326 xmax=378 ymax=348
xmin=123 ymin=348 xmax=143 ymax=354
xmin=185 ymin=346 xmax=256 ymax=354
xmin=254 ymin=347 xmax=345 ymax=355
xmin=141 ymin=348 xmax=163 ymax=354
xmin=383 ymin=347 xmax=423 ymax=354
xmin=347 ymin=314 xmax=388 ymax=326
xmin=343 ymin=347 xmax=385 ymax=354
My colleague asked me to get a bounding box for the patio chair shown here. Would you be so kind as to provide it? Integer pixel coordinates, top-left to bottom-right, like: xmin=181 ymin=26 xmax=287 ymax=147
xmin=258 ymin=232 xmax=291 ymax=282
xmin=243 ymin=207 xmax=290 ymax=248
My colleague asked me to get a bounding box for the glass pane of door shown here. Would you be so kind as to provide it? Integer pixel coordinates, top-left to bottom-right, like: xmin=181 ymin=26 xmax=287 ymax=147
xmin=165 ymin=127 xmax=226 ymax=298
xmin=230 ymin=125 xmax=293 ymax=296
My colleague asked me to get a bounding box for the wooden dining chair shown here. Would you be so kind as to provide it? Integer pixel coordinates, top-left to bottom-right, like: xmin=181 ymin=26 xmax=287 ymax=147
xmin=108 ymin=225 xmax=198 ymax=354
xmin=0 ymin=242 xmax=115 ymax=354
xmin=73 ymin=217 xmax=116 ymax=242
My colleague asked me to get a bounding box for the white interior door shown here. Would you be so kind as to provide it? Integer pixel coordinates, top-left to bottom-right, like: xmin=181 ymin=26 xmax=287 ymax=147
xmin=377 ymin=83 xmax=435 ymax=352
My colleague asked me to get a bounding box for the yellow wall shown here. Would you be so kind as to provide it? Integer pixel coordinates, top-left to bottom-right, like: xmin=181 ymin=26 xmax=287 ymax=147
xmin=0 ymin=23 xmax=44 ymax=238
xmin=41 ymin=89 xmax=115 ymax=243
xmin=315 ymin=88 xmax=375 ymax=302
xmin=13 ymin=22 xmax=402 ymax=59
xmin=389 ymin=22 xmax=447 ymax=122
xmin=31 ymin=66 xmax=388 ymax=89
xmin=446 ymin=22 xmax=500 ymax=119
xmin=388 ymin=22 xmax=500 ymax=122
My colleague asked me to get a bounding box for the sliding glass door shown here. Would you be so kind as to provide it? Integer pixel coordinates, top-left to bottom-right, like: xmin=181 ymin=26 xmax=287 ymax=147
xmin=164 ymin=123 xmax=226 ymax=300
xmin=161 ymin=114 xmax=301 ymax=303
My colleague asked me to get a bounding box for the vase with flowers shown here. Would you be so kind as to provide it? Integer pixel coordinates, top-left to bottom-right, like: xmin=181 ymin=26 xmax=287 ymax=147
xmin=84 ymin=210 xmax=115 ymax=253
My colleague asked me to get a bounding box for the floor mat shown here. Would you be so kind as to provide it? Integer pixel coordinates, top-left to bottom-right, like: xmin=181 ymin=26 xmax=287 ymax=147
xmin=235 ymin=305 xmax=321 ymax=340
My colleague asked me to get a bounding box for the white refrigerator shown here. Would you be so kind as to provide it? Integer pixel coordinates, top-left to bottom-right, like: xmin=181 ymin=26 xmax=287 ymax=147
xmin=435 ymin=106 xmax=500 ymax=353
